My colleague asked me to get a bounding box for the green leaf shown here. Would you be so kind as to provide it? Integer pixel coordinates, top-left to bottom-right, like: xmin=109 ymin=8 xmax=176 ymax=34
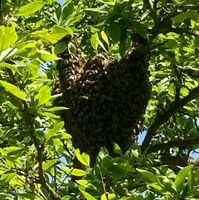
xmin=45 ymin=121 xmax=64 ymax=139
xmin=43 ymin=159 xmax=57 ymax=170
xmin=0 ymin=80 xmax=27 ymax=101
xmin=174 ymin=165 xmax=192 ymax=191
xmin=101 ymin=31 xmax=109 ymax=46
xmin=0 ymin=62 xmax=17 ymax=74
xmin=80 ymin=190 xmax=96 ymax=200
xmin=61 ymin=2 xmax=74 ymax=21
xmin=98 ymin=0 xmax=115 ymax=5
xmin=108 ymin=23 xmax=121 ymax=42
xmin=0 ymin=25 xmax=18 ymax=52
xmin=75 ymin=149 xmax=90 ymax=167
xmin=71 ymin=169 xmax=86 ymax=176
xmin=37 ymin=50 xmax=59 ymax=61
xmin=61 ymin=132 xmax=72 ymax=139
xmin=41 ymin=112 xmax=59 ymax=119
xmin=3 ymin=146 xmax=23 ymax=156
xmin=47 ymin=106 xmax=69 ymax=112
xmin=62 ymin=195 xmax=71 ymax=200
xmin=85 ymin=8 xmax=107 ymax=13
xmin=148 ymin=182 xmax=163 ymax=191
xmin=54 ymin=42 xmax=67 ymax=54
xmin=101 ymin=193 xmax=116 ymax=200
xmin=172 ymin=11 xmax=198 ymax=23
xmin=113 ymin=143 xmax=122 ymax=155
xmin=31 ymin=26 xmax=73 ymax=44
xmin=15 ymin=1 xmax=45 ymax=16
xmin=37 ymin=86 xmax=51 ymax=105
xmin=137 ymin=168 xmax=159 ymax=183
xmin=37 ymin=85 xmax=51 ymax=106
xmin=90 ymin=32 xmax=99 ymax=51
xmin=133 ymin=22 xmax=149 ymax=40
xmin=188 ymin=168 xmax=194 ymax=193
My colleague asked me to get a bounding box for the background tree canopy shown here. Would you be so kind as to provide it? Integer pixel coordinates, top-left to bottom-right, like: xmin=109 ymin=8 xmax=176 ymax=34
xmin=0 ymin=0 xmax=199 ymax=199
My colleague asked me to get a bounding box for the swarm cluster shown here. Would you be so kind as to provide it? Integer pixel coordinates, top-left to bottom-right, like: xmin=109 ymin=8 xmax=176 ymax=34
xmin=55 ymin=45 xmax=151 ymax=162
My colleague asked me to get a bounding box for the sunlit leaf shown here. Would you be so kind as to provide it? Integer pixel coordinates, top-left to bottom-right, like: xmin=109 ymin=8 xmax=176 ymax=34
xmin=137 ymin=168 xmax=159 ymax=183
xmin=71 ymin=169 xmax=86 ymax=176
xmin=45 ymin=121 xmax=64 ymax=139
xmin=101 ymin=193 xmax=116 ymax=200
xmin=31 ymin=26 xmax=73 ymax=44
xmin=0 ymin=26 xmax=18 ymax=52
xmin=90 ymin=32 xmax=99 ymax=51
xmin=43 ymin=159 xmax=57 ymax=170
xmin=47 ymin=106 xmax=69 ymax=112
xmin=80 ymin=190 xmax=96 ymax=200
xmin=15 ymin=1 xmax=45 ymax=16
xmin=101 ymin=31 xmax=109 ymax=45
xmin=41 ymin=112 xmax=59 ymax=119
xmin=37 ymin=50 xmax=59 ymax=61
xmin=174 ymin=165 xmax=192 ymax=191
xmin=0 ymin=81 xmax=26 ymax=101
xmin=75 ymin=149 xmax=90 ymax=167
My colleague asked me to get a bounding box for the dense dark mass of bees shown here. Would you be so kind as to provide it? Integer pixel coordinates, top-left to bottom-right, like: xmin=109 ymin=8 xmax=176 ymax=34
xmin=54 ymin=42 xmax=151 ymax=163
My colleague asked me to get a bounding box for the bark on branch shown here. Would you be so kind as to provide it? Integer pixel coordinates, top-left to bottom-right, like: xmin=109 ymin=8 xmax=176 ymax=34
xmin=142 ymin=85 xmax=199 ymax=151
xmin=147 ymin=136 xmax=199 ymax=153
xmin=23 ymin=103 xmax=61 ymax=200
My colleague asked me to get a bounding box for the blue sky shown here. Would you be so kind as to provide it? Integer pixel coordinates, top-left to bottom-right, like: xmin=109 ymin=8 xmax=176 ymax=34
xmin=58 ymin=0 xmax=64 ymax=6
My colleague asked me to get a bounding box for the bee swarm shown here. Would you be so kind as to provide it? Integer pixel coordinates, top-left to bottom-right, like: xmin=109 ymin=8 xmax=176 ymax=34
xmin=54 ymin=45 xmax=151 ymax=163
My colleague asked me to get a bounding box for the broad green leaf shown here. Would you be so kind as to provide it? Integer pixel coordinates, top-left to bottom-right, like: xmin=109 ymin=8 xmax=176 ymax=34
xmin=31 ymin=26 xmax=73 ymax=44
xmin=85 ymin=8 xmax=107 ymax=14
xmin=1 ymin=146 xmax=23 ymax=156
xmin=0 ymin=26 xmax=18 ymax=52
xmin=45 ymin=121 xmax=64 ymax=139
xmin=174 ymin=165 xmax=192 ymax=191
xmin=14 ymin=1 xmax=45 ymax=16
xmin=101 ymin=31 xmax=109 ymax=46
xmin=61 ymin=2 xmax=74 ymax=21
xmin=172 ymin=11 xmax=198 ymax=23
xmin=43 ymin=159 xmax=57 ymax=170
xmin=188 ymin=168 xmax=194 ymax=192
xmin=75 ymin=149 xmax=90 ymax=167
xmin=108 ymin=23 xmax=121 ymax=42
xmin=80 ymin=190 xmax=96 ymax=200
xmin=38 ymin=85 xmax=51 ymax=105
xmin=0 ymin=81 xmax=26 ymax=101
xmin=37 ymin=50 xmax=59 ymax=61
xmin=133 ymin=22 xmax=149 ymax=40
xmin=54 ymin=42 xmax=67 ymax=54
xmin=90 ymin=32 xmax=99 ymax=51
xmin=71 ymin=169 xmax=86 ymax=176
xmin=137 ymin=168 xmax=159 ymax=183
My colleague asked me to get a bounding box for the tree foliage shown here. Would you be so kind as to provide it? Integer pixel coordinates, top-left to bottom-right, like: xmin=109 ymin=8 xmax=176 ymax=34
xmin=0 ymin=0 xmax=199 ymax=199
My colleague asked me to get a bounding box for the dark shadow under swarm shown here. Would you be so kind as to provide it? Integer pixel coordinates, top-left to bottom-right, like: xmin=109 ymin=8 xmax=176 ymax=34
xmin=53 ymin=43 xmax=151 ymax=164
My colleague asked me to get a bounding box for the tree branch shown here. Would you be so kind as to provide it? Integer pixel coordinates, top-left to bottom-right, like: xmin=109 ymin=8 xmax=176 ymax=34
xmin=142 ymin=85 xmax=199 ymax=151
xmin=147 ymin=136 xmax=199 ymax=153
xmin=23 ymin=103 xmax=61 ymax=200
